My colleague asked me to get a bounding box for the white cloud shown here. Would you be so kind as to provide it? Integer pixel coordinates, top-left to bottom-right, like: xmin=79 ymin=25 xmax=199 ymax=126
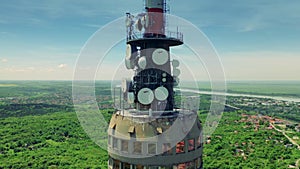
xmin=1 ymin=58 xmax=8 ymax=63
xmin=58 ymin=64 xmax=67 ymax=69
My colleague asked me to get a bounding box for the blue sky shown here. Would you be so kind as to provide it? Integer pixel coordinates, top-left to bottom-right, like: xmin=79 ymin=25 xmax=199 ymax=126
xmin=0 ymin=0 xmax=299 ymax=80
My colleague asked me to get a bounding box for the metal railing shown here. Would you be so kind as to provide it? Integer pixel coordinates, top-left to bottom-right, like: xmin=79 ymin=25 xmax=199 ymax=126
xmin=126 ymin=30 xmax=183 ymax=42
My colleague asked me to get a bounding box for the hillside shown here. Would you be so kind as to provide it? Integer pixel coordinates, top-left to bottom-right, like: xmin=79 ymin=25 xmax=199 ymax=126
xmin=0 ymin=81 xmax=299 ymax=168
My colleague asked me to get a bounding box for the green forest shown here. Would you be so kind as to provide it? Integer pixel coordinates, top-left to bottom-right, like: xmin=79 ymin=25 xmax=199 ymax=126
xmin=0 ymin=81 xmax=299 ymax=168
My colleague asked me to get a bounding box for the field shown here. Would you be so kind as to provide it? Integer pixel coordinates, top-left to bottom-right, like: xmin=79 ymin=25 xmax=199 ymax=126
xmin=0 ymin=81 xmax=299 ymax=168
xmin=180 ymin=81 xmax=300 ymax=97
xmin=0 ymin=84 xmax=18 ymax=87
xmin=226 ymin=81 xmax=300 ymax=97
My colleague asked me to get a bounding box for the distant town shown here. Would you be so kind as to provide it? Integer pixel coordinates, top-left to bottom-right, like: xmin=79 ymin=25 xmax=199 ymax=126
xmin=222 ymin=96 xmax=300 ymax=161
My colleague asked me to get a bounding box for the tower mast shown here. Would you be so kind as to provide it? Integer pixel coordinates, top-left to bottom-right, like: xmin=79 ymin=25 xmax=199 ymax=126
xmin=108 ymin=0 xmax=203 ymax=168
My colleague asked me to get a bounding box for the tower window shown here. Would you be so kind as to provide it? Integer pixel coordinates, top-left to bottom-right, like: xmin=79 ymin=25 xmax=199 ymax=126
xmin=188 ymin=139 xmax=195 ymax=151
xmin=133 ymin=141 xmax=142 ymax=154
xmin=149 ymin=166 xmax=159 ymax=169
xmin=121 ymin=140 xmax=129 ymax=152
xmin=162 ymin=143 xmax=172 ymax=155
xmin=160 ymin=167 xmax=173 ymax=169
xmin=113 ymin=137 xmax=118 ymax=149
xmin=113 ymin=159 xmax=120 ymax=169
xmin=176 ymin=141 xmax=185 ymax=154
xmin=135 ymin=165 xmax=144 ymax=169
xmin=108 ymin=135 xmax=111 ymax=146
xmin=124 ymin=163 xmax=131 ymax=169
xmin=186 ymin=161 xmax=195 ymax=169
xmin=148 ymin=143 xmax=156 ymax=154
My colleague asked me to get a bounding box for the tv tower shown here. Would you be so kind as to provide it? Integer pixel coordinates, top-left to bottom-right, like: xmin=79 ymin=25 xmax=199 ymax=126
xmin=108 ymin=0 xmax=203 ymax=168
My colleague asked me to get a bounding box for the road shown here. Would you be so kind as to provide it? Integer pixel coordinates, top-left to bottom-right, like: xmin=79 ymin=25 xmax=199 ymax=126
xmin=270 ymin=123 xmax=300 ymax=168
xmin=270 ymin=123 xmax=300 ymax=149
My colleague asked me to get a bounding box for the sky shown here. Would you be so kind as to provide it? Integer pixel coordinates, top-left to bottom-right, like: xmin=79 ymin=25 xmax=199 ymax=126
xmin=0 ymin=0 xmax=300 ymax=81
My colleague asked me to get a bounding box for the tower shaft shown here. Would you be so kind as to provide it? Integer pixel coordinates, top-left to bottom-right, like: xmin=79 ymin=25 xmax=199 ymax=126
xmin=108 ymin=0 xmax=203 ymax=168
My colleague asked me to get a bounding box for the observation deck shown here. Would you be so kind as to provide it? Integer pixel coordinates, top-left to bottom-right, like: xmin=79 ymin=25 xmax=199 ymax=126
xmin=127 ymin=30 xmax=184 ymax=46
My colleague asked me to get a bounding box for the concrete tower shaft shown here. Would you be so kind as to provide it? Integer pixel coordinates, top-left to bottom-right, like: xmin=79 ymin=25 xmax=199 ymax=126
xmin=108 ymin=0 xmax=203 ymax=168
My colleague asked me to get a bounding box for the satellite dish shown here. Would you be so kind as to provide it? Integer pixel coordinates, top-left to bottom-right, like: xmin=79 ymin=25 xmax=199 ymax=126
xmin=162 ymin=72 xmax=167 ymax=77
xmin=122 ymin=79 xmax=131 ymax=92
xmin=141 ymin=16 xmax=146 ymax=27
xmin=173 ymin=68 xmax=181 ymax=76
xmin=122 ymin=79 xmax=127 ymax=92
xmin=162 ymin=78 xmax=167 ymax=82
xmin=174 ymin=77 xmax=180 ymax=86
xmin=125 ymin=17 xmax=131 ymax=27
xmin=138 ymin=88 xmax=154 ymax=105
xmin=155 ymin=86 xmax=169 ymax=101
xmin=152 ymin=48 xmax=169 ymax=65
xmin=128 ymin=92 xmax=134 ymax=104
xmin=144 ymin=14 xmax=149 ymax=28
xmin=135 ymin=19 xmax=143 ymax=32
xmin=125 ymin=58 xmax=134 ymax=69
xmin=138 ymin=56 xmax=147 ymax=69
xmin=172 ymin=60 xmax=180 ymax=67
xmin=126 ymin=44 xmax=132 ymax=60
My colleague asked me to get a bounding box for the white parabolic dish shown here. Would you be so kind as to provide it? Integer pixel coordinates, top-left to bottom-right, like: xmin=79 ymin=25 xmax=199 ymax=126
xmin=155 ymin=86 xmax=169 ymax=101
xmin=137 ymin=88 xmax=154 ymax=105
xmin=138 ymin=56 xmax=147 ymax=69
xmin=152 ymin=48 xmax=169 ymax=65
